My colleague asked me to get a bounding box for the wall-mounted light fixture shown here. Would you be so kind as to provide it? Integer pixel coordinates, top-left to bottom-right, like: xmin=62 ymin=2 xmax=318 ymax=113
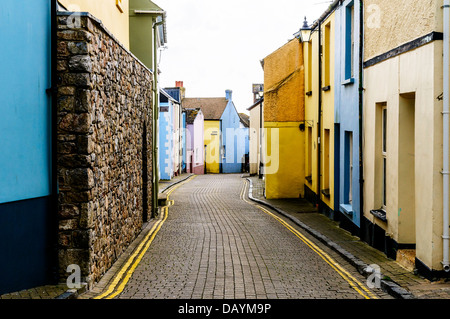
xmin=299 ymin=17 xmax=312 ymax=43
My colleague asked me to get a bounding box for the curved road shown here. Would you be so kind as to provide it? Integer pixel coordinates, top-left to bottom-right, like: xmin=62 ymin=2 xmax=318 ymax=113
xmin=111 ymin=174 xmax=390 ymax=299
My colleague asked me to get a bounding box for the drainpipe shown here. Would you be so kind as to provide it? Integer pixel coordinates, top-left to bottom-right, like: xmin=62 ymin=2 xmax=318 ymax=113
xmin=442 ymin=0 xmax=450 ymax=272
xmin=317 ymin=20 xmax=322 ymax=210
xmin=152 ymin=16 xmax=165 ymax=218
xmin=359 ymin=0 xmax=365 ymax=240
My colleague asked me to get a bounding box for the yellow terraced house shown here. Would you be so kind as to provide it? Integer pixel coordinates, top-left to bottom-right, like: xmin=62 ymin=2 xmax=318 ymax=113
xmin=183 ymin=97 xmax=229 ymax=174
xmin=320 ymin=11 xmax=336 ymax=215
xmin=262 ymin=38 xmax=306 ymax=199
xmin=301 ymin=9 xmax=336 ymax=216
xmin=58 ymin=0 xmax=130 ymax=49
xmin=204 ymin=121 xmax=221 ymax=174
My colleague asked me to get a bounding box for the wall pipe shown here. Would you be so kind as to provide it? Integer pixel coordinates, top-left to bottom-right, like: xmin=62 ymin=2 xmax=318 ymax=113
xmin=359 ymin=0 xmax=365 ymax=241
xmin=152 ymin=16 xmax=165 ymax=218
xmin=443 ymin=0 xmax=450 ymax=272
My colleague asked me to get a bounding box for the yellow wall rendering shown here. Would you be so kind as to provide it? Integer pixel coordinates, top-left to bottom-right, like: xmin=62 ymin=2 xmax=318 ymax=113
xmin=263 ymin=38 xmax=305 ymax=199
xmin=59 ymin=0 xmax=130 ymax=49
xmin=204 ymin=121 xmax=221 ymax=174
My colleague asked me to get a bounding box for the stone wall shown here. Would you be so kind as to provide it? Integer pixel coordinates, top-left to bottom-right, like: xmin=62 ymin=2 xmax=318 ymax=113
xmin=56 ymin=12 xmax=153 ymax=287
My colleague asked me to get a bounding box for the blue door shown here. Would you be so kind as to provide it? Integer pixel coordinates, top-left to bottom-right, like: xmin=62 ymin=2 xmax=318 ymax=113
xmin=0 ymin=0 xmax=54 ymax=294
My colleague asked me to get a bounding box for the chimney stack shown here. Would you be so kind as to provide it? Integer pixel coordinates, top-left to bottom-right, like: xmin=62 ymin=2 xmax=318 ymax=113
xmin=176 ymin=81 xmax=186 ymax=99
xmin=225 ymin=89 xmax=233 ymax=101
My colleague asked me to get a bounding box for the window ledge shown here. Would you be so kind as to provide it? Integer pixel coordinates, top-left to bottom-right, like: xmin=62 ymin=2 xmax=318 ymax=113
xmin=339 ymin=204 xmax=354 ymax=217
xmin=370 ymin=209 xmax=387 ymax=222
xmin=342 ymin=78 xmax=355 ymax=86
xmin=321 ymin=189 xmax=330 ymax=198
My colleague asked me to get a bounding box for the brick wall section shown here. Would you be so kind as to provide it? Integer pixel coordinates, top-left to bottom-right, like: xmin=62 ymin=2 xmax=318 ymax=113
xmin=56 ymin=13 xmax=153 ymax=288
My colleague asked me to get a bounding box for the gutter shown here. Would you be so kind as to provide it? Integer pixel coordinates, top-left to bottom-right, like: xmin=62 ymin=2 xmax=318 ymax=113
xmin=134 ymin=10 xmax=167 ymax=45
xmin=442 ymin=0 xmax=450 ymax=272
xmin=310 ymin=0 xmax=341 ymax=31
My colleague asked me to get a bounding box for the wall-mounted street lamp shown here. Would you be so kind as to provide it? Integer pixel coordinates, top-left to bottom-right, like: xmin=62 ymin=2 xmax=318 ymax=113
xmin=298 ymin=17 xmax=312 ymax=43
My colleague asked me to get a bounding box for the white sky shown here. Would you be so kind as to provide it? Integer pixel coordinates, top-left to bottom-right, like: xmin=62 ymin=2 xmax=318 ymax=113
xmin=155 ymin=0 xmax=332 ymax=114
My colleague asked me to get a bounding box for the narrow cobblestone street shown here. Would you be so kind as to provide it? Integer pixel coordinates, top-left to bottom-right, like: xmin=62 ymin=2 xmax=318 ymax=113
xmin=111 ymin=174 xmax=391 ymax=299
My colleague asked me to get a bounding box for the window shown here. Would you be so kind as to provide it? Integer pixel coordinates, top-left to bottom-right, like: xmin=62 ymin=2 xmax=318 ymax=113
xmin=345 ymin=2 xmax=355 ymax=80
xmin=323 ymin=129 xmax=330 ymax=196
xmin=307 ymin=42 xmax=313 ymax=94
xmin=345 ymin=131 xmax=353 ymax=205
xmin=381 ymin=105 xmax=387 ymax=208
xmin=323 ymin=22 xmax=331 ymax=89
xmin=307 ymin=126 xmax=313 ymax=182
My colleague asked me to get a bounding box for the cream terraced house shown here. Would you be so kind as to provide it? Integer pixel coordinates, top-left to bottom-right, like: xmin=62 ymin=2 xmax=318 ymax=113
xmin=362 ymin=0 xmax=449 ymax=278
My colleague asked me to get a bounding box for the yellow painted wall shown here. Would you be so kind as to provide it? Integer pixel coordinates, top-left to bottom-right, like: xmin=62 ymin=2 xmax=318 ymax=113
xmin=59 ymin=0 xmax=130 ymax=49
xmin=264 ymin=39 xmax=305 ymax=123
xmin=204 ymin=121 xmax=221 ymax=174
xmin=302 ymin=12 xmax=335 ymax=210
xmin=263 ymin=38 xmax=305 ymax=199
xmin=363 ymin=41 xmax=445 ymax=270
xmin=264 ymin=123 xmax=305 ymax=199
xmin=320 ymin=13 xmax=336 ymax=210
xmin=304 ymin=30 xmax=320 ymax=200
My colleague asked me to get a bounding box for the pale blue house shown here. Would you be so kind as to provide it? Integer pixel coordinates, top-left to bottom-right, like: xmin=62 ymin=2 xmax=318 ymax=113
xmin=334 ymin=0 xmax=363 ymax=235
xmin=159 ymin=90 xmax=176 ymax=180
xmin=221 ymin=90 xmax=248 ymax=174
xmin=0 ymin=0 xmax=57 ymax=294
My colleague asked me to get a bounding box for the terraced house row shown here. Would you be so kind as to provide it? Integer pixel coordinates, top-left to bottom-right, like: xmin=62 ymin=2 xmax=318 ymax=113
xmin=0 ymin=0 xmax=168 ymax=295
xmin=257 ymin=0 xmax=450 ymax=279
xmin=0 ymin=0 xmax=251 ymax=295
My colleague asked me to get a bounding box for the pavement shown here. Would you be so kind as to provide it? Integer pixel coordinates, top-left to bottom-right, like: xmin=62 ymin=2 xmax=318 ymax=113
xmin=0 ymin=173 xmax=193 ymax=300
xmin=246 ymin=175 xmax=450 ymax=299
xmin=2 ymin=172 xmax=450 ymax=299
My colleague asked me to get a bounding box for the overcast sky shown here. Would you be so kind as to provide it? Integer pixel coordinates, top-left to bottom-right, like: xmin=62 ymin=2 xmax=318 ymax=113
xmin=155 ymin=0 xmax=332 ymax=114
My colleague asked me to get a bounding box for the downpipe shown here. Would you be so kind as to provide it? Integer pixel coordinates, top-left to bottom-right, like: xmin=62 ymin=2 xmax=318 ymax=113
xmin=443 ymin=0 xmax=450 ymax=272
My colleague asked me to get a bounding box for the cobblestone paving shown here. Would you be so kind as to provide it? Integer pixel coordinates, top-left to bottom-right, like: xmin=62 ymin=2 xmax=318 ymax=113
xmin=117 ymin=174 xmax=391 ymax=299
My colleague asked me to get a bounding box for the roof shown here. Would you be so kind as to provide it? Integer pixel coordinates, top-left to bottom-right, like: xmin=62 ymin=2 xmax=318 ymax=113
xmin=247 ymin=97 xmax=264 ymax=111
xmin=239 ymin=113 xmax=249 ymax=128
xmin=184 ymin=108 xmax=202 ymax=124
xmin=160 ymin=89 xmax=179 ymax=104
xmin=182 ymin=98 xmax=228 ymax=120
xmin=163 ymin=87 xmax=182 ymax=103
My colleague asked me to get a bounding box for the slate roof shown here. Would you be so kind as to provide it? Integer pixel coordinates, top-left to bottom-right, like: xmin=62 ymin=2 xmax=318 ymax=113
xmin=182 ymin=98 xmax=228 ymax=120
xmin=239 ymin=113 xmax=250 ymax=128
xmin=185 ymin=108 xmax=201 ymax=125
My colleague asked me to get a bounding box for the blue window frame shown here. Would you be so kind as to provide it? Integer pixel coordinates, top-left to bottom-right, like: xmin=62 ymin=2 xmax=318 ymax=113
xmin=345 ymin=1 xmax=355 ymax=81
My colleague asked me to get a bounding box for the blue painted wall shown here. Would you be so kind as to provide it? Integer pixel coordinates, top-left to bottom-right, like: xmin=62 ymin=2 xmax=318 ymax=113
xmin=334 ymin=0 xmax=362 ymax=227
xmin=0 ymin=0 xmax=52 ymax=204
xmin=0 ymin=0 xmax=55 ymax=294
xmin=220 ymin=97 xmax=247 ymax=174
xmin=159 ymin=94 xmax=174 ymax=181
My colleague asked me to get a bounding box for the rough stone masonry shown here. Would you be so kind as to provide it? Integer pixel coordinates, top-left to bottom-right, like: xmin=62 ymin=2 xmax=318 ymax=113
xmin=56 ymin=13 xmax=153 ymax=288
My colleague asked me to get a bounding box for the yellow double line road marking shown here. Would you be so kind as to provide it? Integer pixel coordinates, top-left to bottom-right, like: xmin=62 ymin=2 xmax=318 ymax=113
xmin=94 ymin=175 xmax=196 ymax=299
xmin=241 ymin=180 xmax=377 ymax=300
